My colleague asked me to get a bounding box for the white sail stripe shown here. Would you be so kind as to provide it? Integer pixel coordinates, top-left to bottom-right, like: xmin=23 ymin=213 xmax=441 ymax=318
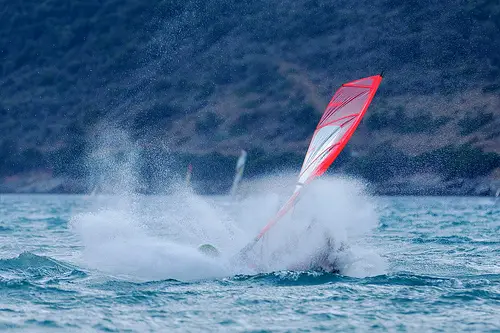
xmin=298 ymin=125 xmax=345 ymax=184
xmin=302 ymin=126 xmax=341 ymax=169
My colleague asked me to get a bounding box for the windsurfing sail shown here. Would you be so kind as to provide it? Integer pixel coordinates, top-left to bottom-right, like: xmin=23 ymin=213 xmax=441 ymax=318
xmin=238 ymin=74 xmax=383 ymax=258
xmin=230 ymin=149 xmax=248 ymax=196
xmin=185 ymin=163 xmax=193 ymax=187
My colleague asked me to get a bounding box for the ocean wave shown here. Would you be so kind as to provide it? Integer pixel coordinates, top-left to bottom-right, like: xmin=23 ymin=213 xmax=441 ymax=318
xmin=92 ymin=278 xmax=188 ymax=292
xmin=411 ymin=235 xmax=500 ymax=246
xmin=12 ymin=216 xmax=68 ymax=228
xmin=44 ymin=217 xmax=69 ymax=228
xmin=0 ymin=252 xmax=87 ymax=283
xmin=223 ymin=271 xmax=500 ymax=288
xmin=227 ymin=271 xmax=351 ymax=286
xmin=411 ymin=235 xmax=472 ymax=244
xmin=441 ymin=289 xmax=500 ymax=301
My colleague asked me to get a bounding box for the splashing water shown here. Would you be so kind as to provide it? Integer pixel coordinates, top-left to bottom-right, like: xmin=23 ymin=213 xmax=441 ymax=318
xmin=231 ymin=176 xmax=387 ymax=276
xmin=71 ymin=129 xmax=385 ymax=281
xmin=2 ymin=194 xmax=499 ymax=331
xmin=71 ymin=179 xmax=386 ymax=281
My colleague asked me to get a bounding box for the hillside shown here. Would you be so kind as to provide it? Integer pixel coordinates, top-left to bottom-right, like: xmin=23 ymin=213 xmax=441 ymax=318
xmin=0 ymin=0 xmax=499 ymax=194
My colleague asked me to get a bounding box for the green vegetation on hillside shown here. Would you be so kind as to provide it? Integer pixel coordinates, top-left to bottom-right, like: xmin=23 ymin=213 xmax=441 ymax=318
xmin=1 ymin=0 xmax=499 ymax=192
xmin=458 ymin=111 xmax=494 ymax=136
xmin=345 ymin=144 xmax=500 ymax=183
xmin=366 ymin=107 xmax=450 ymax=133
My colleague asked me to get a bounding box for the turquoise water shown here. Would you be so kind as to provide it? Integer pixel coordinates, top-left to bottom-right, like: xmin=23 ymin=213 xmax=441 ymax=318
xmin=1 ymin=194 xmax=499 ymax=332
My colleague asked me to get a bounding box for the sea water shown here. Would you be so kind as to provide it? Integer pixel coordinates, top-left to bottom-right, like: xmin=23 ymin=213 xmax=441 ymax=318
xmin=0 ymin=186 xmax=499 ymax=331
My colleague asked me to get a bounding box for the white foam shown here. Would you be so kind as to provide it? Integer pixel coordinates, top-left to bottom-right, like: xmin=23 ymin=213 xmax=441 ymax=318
xmin=72 ymin=129 xmax=386 ymax=281
xmin=234 ymin=176 xmax=387 ymax=277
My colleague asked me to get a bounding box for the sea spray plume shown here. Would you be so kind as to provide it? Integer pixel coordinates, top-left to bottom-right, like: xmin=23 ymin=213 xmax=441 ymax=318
xmin=85 ymin=126 xmax=140 ymax=195
xmin=232 ymin=176 xmax=386 ymax=277
xmin=292 ymin=177 xmax=387 ymax=277
xmin=76 ymin=131 xmax=385 ymax=280
xmin=70 ymin=207 xmax=230 ymax=282
xmin=70 ymin=186 xmax=240 ymax=281
xmin=71 ymin=175 xmax=386 ymax=280
xmin=156 ymin=181 xmax=244 ymax=250
xmin=75 ymin=135 xmax=240 ymax=280
xmin=228 ymin=173 xmax=299 ymax=236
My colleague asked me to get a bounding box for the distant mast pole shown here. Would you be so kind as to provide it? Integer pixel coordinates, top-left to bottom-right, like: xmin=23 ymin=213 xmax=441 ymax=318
xmin=230 ymin=150 xmax=247 ymax=196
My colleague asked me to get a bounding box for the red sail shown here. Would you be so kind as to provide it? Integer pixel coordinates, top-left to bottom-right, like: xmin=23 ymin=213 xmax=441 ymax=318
xmin=238 ymin=74 xmax=383 ymax=257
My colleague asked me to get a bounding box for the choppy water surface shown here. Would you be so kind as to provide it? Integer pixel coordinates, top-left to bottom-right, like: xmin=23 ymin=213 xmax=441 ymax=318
xmin=0 ymin=193 xmax=499 ymax=332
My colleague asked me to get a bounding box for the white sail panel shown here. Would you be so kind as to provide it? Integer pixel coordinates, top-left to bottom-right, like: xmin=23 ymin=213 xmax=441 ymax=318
xmin=297 ymin=125 xmax=343 ymax=186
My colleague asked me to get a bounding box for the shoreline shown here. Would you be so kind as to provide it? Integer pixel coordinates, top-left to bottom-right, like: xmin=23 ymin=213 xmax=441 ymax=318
xmin=1 ymin=173 xmax=499 ymax=197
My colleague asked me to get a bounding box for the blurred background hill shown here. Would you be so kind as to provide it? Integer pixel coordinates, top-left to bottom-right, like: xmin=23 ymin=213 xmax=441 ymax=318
xmin=0 ymin=0 xmax=499 ymax=194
